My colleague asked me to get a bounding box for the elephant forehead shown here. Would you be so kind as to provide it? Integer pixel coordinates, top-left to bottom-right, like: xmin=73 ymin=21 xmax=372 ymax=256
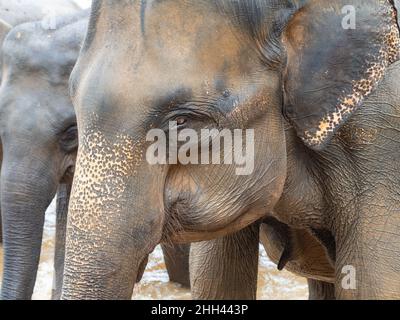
xmin=84 ymin=0 xmax=255 ymax=85
xmin=0 ymin=0 xmax=78 ymax=26
xmin=143 ymin=2 xmax=245 ymax=67
xmin=2 ymin=15 xmax=86 ymax=86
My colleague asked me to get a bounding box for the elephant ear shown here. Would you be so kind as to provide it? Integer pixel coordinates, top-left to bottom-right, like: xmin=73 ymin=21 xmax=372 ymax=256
xmin=282 ymin=0 xmax=400 ymax=150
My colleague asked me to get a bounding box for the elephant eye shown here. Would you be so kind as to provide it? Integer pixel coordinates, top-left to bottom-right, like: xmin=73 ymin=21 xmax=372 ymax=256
xmin=60 ymin=125 xmax=78 ymax=151
xmin=176 ymin=116 xmax=187 ymax=127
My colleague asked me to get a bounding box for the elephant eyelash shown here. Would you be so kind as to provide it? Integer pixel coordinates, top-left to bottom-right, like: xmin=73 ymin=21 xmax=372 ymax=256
xmin=161 ymin=110 xmax=208 ymax=129
xmin=59 ymin=125 xmax=78 ymax=152
xmin=147 ymin=101 xmax=220 ymax=133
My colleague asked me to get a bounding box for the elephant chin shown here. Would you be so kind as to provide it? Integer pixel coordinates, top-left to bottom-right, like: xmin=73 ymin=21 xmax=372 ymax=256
xmin=168 ymin=205 xmax=271 ymax=243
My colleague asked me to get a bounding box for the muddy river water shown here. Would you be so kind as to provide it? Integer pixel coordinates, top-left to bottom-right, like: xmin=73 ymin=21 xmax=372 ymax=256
xmin=0 ymin=201 xmax=308 ymax=300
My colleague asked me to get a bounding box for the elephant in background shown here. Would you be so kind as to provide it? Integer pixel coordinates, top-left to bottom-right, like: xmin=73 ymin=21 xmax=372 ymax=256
xmin=0 ymin=7 xmax=190 ymax=299
xmin=0 ymin=10 xmax=88 ymax=300
xmin=0 ymin=0 xmax=80 ymax=243
xmin=1 ymin=1 xmax=81 ymax=244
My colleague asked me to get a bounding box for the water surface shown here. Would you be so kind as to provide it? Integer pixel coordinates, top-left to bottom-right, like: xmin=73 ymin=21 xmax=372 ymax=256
xmin=0 ymin=204 xmax=307 ymax=300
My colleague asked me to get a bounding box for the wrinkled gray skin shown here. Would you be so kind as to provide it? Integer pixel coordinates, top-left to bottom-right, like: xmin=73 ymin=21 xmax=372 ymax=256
xmin=0 ymin=5 xmax=190 ymax=298
xmin=0 ymin=11 xmax=87 ymax=300
xmin=192 ymin=37 xmax=400 ymax=301
xmin=0 ymin=0 xmax=79 ymax=244
xmin=2 ymin=1 xmax=82 ymax=242
xmin=191 ymin=222 xmax=335 ymax=300
xmin=0 ymin=0 xmax=81 ymax=86
xmin=63 ymin=0 xmax=400 ymax=300
xmin=161 ymin=244 xmax=190 ymax=288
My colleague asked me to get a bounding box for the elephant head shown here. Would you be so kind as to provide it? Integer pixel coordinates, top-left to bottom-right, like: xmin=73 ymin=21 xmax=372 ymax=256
xmin=0 ymin=0 xmax=81 ymax=244
xmin=63 ymin=0 xmax=400 ymax=299
xmin=0 ymin=12 xmax=87 ymax=300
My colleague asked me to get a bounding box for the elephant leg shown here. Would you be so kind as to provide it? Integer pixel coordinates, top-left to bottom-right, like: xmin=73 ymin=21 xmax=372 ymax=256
xmin=190 ymin=223 xmax=259 ymax=300
xmin=307 ymin=279 xmax=335 ymax=300
xmin=51 ymin=183 xmax=71 ymax=300
xmin=161 ymin=243 xmax=190 ymax=288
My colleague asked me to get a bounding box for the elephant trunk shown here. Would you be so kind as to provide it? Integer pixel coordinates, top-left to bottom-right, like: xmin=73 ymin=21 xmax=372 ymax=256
xmin=62 ymin=133 xmax=165 ymax=300
xmin=51 ymin=183 xmax=71 ymax=300
xmin=0 ymin=156 xmax=58 ymax=300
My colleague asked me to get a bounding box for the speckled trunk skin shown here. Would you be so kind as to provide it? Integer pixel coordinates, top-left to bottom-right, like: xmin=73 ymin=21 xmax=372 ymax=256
xmin=190 ymin=224 xmax=259 ymax=300
xmin=62 ymin=129 xmax=165 ymax=299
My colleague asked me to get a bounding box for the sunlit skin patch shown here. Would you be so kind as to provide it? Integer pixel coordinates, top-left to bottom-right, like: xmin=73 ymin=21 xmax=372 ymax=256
xmin=304 ymin=6 xmax=400 ymax=147
xmin=67 ymin=114 xmax=144 ymax=246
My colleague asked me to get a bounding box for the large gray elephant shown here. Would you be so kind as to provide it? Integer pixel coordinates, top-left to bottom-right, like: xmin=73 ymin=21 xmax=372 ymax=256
xmin=0 ymin=5 xmax=190 ymax=299
xmin=62 ymin=0 xmax=400 ymax=299
xmin=0 ymin=11 xmax=88 ymax=300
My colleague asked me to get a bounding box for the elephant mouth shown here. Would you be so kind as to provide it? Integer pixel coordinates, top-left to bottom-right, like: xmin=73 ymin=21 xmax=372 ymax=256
xmin=162 ymin=201 xmax=267 ymax=243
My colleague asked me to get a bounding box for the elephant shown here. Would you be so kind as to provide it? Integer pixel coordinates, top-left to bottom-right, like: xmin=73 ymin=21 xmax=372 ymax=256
xmin=61 ymin=0 xmax=400 ymax=300
xmin=0 ymin=11 xmax=88 ymax=300
xmin=1 ymin=0 xmax=80 ymax=242
xmin=0 ymin=6 xmax=190 ymax=299
xmin=0 ymin=0 xmax=81 ymax=243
